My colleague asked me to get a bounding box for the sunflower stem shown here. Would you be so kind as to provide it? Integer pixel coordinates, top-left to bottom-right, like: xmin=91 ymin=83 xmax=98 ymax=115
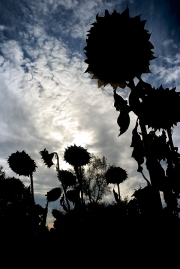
xmin=55 ymin=153 xmax=71 ymax=212
xmin=117 ymin=183 xmax=121 ymax=203
xmin=128 ymin=79 xmax=163 ymax=215
xmin=30 ymin=173 xmax=35 ymax=204
xmin=79 ymin=166 xmax=84 ymax=206
xmin=167 ymin=128 xmax=174 ymax=152
xmin=43 ymin=200 xmax=48 ymax=225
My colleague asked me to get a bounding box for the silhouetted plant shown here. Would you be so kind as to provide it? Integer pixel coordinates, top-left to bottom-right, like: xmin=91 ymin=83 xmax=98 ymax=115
xmin=43 ymin=187 xmax=62 ymax=225
xmin=0 ymin=167 xmax=44 ymax=235
xmin=40 ymin=148 xmax=71 ymax=213
xmin=105 ymin=166 xmax=128 ymax=203
xmin=64 ymin=144 xmax=91 ymax=207
xmin=84 ymin=7 xmax=180 ymax=214
xmin=7 ymin=151 xmax=37 ymax=203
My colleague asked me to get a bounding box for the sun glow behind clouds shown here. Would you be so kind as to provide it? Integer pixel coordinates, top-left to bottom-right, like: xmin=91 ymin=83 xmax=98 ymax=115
xmin=72 ymin=131 xmax=93 ymax=148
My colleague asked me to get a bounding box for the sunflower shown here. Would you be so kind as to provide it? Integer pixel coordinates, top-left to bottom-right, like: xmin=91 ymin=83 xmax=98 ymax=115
xmin=105 ymin=166 xmax=128 ymax=185
xmin=7 ymin=151 xmax=37 ymax=176
xmin=141 ymin=85 xmax=180 ymax=129
xmin=64 ymin=144 xmax=91 ymax=167
xmin=84 ymin=8 xmax=155 ymax=89
xmin=39 ymin=148 xmax=54 ymax=168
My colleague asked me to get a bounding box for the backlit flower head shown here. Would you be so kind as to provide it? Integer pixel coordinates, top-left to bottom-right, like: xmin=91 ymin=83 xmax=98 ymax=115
xmin=7 ymin=151 xmax=37 ymax=177
xmin=105 ymin=166 xmax=128 ymax=185
xmin=84 ymin=8 xmax=155 ymax=89
xmin=142 ymin=85 xmax=180 ymax=129
xmin=64 ymin=144 xmax=91 ymax=167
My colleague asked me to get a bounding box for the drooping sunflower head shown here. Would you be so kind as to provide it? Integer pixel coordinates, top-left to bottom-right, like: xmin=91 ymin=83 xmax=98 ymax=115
xmin=84 ymin=8 xmax=155 ymax=89
xmin=7 ymin=151 xmax=37 ymax=177
xmin=64 ymin=144 xmax=91 ymax=167
xmin=39 ymin=148 xmax=54 ymax=168
xmin=105 ymin=166 xmax=128 ymax=185
xmin=142 ymin=85 xmax=180 ymax=129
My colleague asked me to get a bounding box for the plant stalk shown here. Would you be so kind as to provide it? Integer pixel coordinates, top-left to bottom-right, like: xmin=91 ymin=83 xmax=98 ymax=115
xmin=55 ymin=153 xmax=71 ymax=212
xmin=30 ymin=173 xmax=35 ymax=204
xmin=129 ymin=80 xmax=163 ymax=214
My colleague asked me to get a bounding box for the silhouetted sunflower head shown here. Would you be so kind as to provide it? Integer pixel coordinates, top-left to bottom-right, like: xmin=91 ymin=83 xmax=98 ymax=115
xmin=142 ymin=86 xmax=180 ymax=129
xmin=39 ymin=148 xmax=54 ymax=168
xmin=7 ymin=151 xmax=37 ymax=176
xmin=105 ymin=166 xmax=128 ymax=184
xmin=84 ymin=8 xmax=155 ymax=89
xmin=64 ymin=144 xmax=91 ymax=167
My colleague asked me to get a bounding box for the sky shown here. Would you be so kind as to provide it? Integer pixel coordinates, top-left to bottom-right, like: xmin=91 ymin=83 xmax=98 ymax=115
xmin=1 ymin=0 xmax=180 ymax=226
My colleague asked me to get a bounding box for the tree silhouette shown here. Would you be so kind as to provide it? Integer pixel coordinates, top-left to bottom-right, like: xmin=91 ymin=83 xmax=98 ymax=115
xmin=82 ymin=154 xmax=111 ymax=204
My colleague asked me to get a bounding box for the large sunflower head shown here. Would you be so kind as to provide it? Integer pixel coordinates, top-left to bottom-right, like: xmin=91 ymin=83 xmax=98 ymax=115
xmin=7 ymin=151 xmax=37 ymax=177
xmin=84 ymin=8 xmax=155 ymax=89
xmin=142 ymin=85 xmax=180 ymax=129
xmin=64 ymin=144 xmax=91 ymax=167
xmin=105 ymin=166 xmax=128 ymax=185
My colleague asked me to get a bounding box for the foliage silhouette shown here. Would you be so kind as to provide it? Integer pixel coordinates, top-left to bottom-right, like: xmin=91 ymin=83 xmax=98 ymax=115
xmin=0 ymin=166 xmax=45 ymax=237
xmin=81 ymin=154 xmax=111 ymax=204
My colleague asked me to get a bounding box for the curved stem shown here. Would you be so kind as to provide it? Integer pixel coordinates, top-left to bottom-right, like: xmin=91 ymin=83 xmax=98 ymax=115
xmin=128 ymin=79 xmax=163 ymax=214
xmin=55 ymin=153 xmax=71 ymax=212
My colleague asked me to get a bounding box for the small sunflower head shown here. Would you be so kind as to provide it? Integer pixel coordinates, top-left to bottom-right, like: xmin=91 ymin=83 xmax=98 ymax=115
xmin=64 ymin=144 xmax=91 ymax=167
xmin=105 ymin=166 xmax=128 ymax=185
xmin=84 ymin=8 xmax=155 ymax=89
xmin=142 ymin=85 xmax=180 ymax=129
xmin=39 ymin=148 xmax=54 ymax=168
xmin=7 ymin=151 xmax=37 ymax=177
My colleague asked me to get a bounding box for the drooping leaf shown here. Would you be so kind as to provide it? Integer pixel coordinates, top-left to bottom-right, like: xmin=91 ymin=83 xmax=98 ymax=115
xmin=46 ymin=187 xmax=61 ymax=202
xmin=146 ymin=158 xmax=167 ymax=191
xmin=114 ymin=89 xmax=131 ymax=113
xmin=131 ymin=121 xmax=145 ymax=165
xmin=113 ymin=189 xmax=119 ymax=203
xmin=117 ymin=111 xmax=130 ymax=136
xmin=52 ymin=209 xmax=64 ymax=220
xmin=58 ymin=170 xmax=76 ymax=187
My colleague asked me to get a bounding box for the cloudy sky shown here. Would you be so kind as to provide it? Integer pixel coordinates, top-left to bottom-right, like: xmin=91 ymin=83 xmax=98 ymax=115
xmin=1 ymin=0 xmax=180 ymax=226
